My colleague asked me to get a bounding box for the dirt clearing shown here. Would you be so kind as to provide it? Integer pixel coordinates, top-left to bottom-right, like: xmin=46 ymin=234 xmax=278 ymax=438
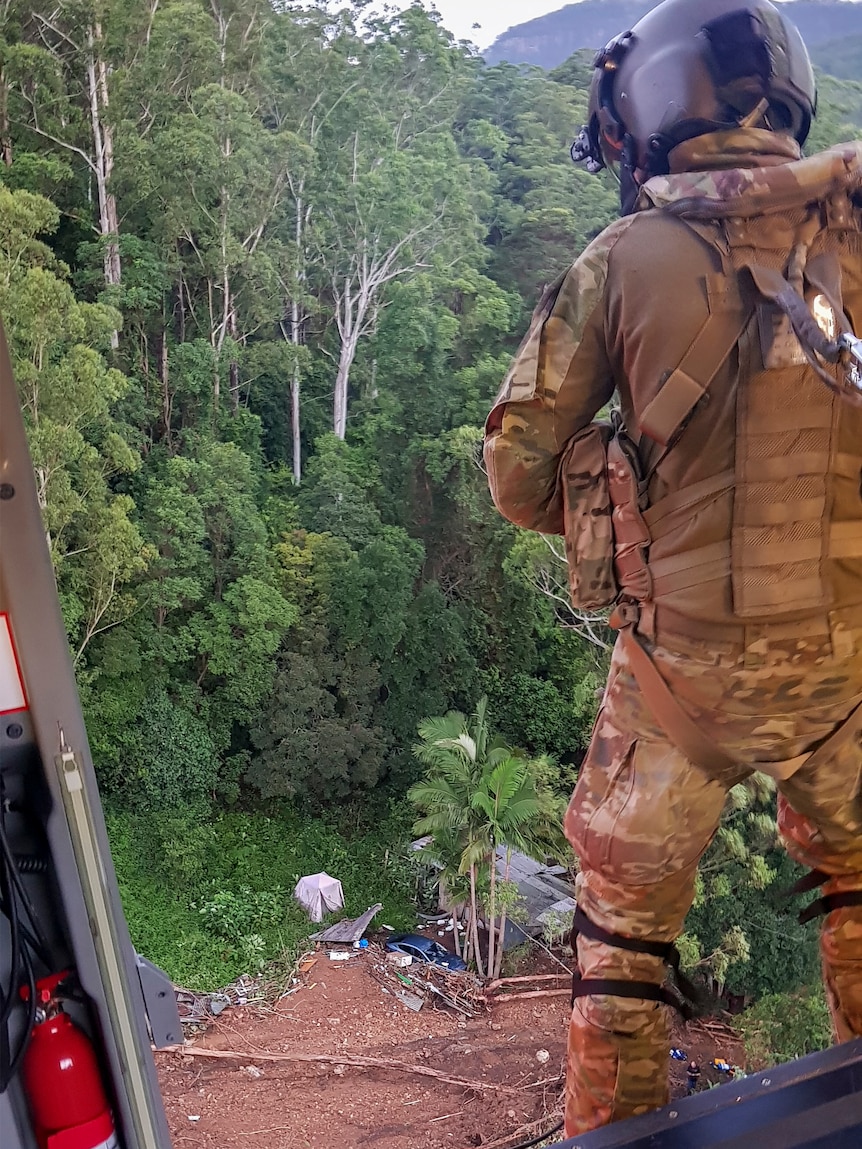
xmin=156 ymin=948 xmax=743 ymax=1148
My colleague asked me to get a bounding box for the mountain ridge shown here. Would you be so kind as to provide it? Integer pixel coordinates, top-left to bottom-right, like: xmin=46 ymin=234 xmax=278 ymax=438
xmin=485 ymin=1 xmax=862 ymax=74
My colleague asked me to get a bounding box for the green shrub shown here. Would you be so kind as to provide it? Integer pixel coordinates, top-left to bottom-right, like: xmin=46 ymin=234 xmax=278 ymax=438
xmin=106 ymin=801 xmax=418 ymax=989
xmin=736 ymin=988 xmax=833 ymax=1069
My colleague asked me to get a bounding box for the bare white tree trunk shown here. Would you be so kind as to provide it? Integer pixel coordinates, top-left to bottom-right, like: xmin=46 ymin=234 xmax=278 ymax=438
xmin=288 ymin=189 xmax=308 ymax=483
xmin=86 ymin=25 xmax=121 ymax=293
xmin=486 ymin=847 xmax=497 ymax=981
xmin=0 ymin=67 xmax=12 ymax=167
xmin=332 ymin=270 xmax=365 ymax=440
xmin=326 ymin=213 xmax=440 ymax=440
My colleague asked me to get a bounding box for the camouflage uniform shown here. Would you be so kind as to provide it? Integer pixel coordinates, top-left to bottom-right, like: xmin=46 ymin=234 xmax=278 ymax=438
xmin=484 ymin=134 xmax=862 ymax=1136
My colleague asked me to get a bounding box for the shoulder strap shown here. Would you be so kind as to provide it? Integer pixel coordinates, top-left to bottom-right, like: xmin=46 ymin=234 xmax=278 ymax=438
xmin=638 ymin=273 xmax=753 ymax=448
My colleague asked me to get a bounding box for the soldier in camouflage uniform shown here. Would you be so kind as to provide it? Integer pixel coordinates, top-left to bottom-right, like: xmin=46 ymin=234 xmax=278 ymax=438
xmin=484 ymin=0 xmax=862 ymax=1137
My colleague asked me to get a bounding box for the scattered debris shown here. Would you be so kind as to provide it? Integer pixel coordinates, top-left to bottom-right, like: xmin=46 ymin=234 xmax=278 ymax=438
xmin=174 ymin=951 xmax=320 ymax=1036
xmin=365 ymin=945 xmax=485 ymax=1019
xmin=175 ymin=974 xmax=261 ymax=1033
xmin=425 ymin=982 xmax=474 ymax=1020
xmin=328 ymin=950 xmax=353 ymax=962
xmin=311 ymin=903 xmax=383 ymax=944
xmin=394 ymin=988 xmax=425 ymax=1012
xmin=208 ymin=993 xmax=231 ymax=1016
xmin=387 ymin=952 xmax=412 ymax=968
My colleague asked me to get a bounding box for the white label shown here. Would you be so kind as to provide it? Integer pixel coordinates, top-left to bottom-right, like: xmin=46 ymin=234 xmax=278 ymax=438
xmin=0 ymin=614 xmax=26 ymax=714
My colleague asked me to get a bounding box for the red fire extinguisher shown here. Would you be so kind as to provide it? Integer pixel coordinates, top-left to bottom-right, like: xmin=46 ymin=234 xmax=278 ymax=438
xmin=20 ymin=972 xmax=120 ymax=1149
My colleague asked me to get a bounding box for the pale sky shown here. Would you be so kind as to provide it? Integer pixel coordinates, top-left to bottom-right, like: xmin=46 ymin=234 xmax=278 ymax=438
xmin=389 ymin=0 xmax=860 ymax=51
xmin=397 ymin=1 xmax=572 ymax=48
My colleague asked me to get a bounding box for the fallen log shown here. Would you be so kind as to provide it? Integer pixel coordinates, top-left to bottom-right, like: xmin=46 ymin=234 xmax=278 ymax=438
xmin=485 ymin=973 xmax=570 ymax=992
xmin=487 ymin=989 xmax=572 ymax=1004
xmin=158 ymin=1043 xmax=520 ymax=1095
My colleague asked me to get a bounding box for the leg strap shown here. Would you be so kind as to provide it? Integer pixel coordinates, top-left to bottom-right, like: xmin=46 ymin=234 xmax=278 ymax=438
xmin=800 ymin=891 xmax=862 ymax=925
xmin=780 ymin=869 xmax=862 ymax=924
xmin=569 ymin=907 xmax=705 ymax=1020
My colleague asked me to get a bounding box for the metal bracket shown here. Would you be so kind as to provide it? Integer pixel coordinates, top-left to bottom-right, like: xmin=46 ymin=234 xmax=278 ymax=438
xmin=135 ymin=955 xmax=182 ymax=1049
xmin=839 ymin=332 xmax=862 ymax=392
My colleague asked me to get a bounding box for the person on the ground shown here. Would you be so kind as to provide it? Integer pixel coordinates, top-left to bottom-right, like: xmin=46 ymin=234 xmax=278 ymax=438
xmin=484 ymin=0 xmax=862 ymax=1137
xmin=687 ymin=1061 xmax=701 ymax=1094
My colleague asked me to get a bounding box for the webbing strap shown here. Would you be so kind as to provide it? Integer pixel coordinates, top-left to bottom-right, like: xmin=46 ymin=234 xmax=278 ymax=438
xmin=639 ymin=282 xmax=752 ymax=448
xmin=650 ymin=541 xmax=729 ymax=582
xmin=783 ymin=869 xmax=829 ymax=899
xmin=739 ymin=452 xmax=831 ymax=482
xmin=799 ymin=890 xmax=862 ymax=925
xmin=643 ymin=470 xmax=734 ymax=531
xmin=568 ymin=908 xmax=699 ymax=1019
xmin=748 ymin=264 xmax=844 ymax=373
xmin=613 ymin=606 xmax=862 ymax=784
xmin=570 ymin=978 xmax=692 ymax=1017
xmin=572 ymin=906 xmax=675 ymax=960
xmin=647 ymin=521 xmax=862 ymax=597
xmin=611 ymin=607 xmax=744 ymax=780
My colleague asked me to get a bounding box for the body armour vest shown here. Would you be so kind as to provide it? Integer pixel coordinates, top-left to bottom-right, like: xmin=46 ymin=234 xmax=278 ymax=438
xmin=592 ymin=153 xmax=862 ymax=652
xmin=640 ymin=204 xmax=862 ymax=633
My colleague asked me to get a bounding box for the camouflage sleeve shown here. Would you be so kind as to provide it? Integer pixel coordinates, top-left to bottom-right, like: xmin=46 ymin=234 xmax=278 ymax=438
xmin=484 ymin=221 xmax=634 ymax=534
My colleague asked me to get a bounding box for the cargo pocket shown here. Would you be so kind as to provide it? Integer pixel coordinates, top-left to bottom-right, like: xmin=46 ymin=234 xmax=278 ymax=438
xmin=569 ymin=731 xmax=725 ymax=887
xmin=565 ymin=723 xmax=638 ymax=874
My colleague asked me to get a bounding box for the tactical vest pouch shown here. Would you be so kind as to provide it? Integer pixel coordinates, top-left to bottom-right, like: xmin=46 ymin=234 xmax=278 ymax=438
xmin=560 ymin=417 xmax=650 ymax=611
xmin=608 ymin=429 xmax=652 ymax=604
xmin=560 ymin=422 xmax=616 ymax=610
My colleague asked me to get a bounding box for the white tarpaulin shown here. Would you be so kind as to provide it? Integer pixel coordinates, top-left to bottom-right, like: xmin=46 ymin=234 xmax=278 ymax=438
xmin=294 ymin=872 xmax=345 ymax=922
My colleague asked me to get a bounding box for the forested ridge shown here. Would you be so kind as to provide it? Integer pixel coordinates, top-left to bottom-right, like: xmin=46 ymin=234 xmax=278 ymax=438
xmin=1 ymin=1 xmax=859 ymax=1048
xmin=486 ymin=0 xmax=862 ymax=72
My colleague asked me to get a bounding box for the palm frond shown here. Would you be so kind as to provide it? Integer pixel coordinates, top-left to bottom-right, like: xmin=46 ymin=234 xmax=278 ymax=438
xmin=488 ymin=757 xmax=529 ymax=808
xmin=497 ymin=795 xmax=543 ymax=827
xmin=472 ymin=696 xmax=490 ymax=759
xmin=416 ymin=713 xmax=467 ymax=747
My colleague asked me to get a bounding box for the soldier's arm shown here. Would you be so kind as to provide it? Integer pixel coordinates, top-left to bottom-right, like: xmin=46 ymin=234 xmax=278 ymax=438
xmin=483 ymin=228 xmax=626 ymax=534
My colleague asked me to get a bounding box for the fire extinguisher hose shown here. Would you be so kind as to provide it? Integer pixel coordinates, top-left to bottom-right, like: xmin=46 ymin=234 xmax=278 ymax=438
xmin=0 ymin=778 xmax=51 ymax=1091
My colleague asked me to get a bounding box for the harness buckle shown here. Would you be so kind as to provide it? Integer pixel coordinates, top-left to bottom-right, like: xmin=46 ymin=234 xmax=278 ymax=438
xmin=610 ymin=599 xmax=640 ymax=630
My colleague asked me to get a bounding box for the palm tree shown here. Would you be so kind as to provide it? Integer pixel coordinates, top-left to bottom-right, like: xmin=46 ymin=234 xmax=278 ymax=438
xmin=409 ymin=698 xmax=570 ymax=978
xmin=475 ymin=751 xmax=570 ymax=979
xmin=409 ymin=697 xmax=503 ymax=976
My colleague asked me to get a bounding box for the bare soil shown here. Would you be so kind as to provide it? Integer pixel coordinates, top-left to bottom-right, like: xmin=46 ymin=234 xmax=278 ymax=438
xmin=156 ymin=947 xmax=744 ymax=1149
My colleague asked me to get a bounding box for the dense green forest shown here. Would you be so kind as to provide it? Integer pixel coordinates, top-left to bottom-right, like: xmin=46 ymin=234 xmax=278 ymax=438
xmin=1 ymin=1 xmax=859 ymax=1036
